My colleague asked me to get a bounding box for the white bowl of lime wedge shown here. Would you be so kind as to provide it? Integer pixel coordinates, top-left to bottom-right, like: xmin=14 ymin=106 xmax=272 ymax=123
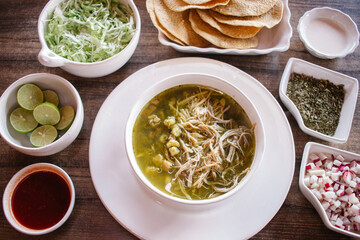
xmin=0 ymin=73 xmax=84 ymax=156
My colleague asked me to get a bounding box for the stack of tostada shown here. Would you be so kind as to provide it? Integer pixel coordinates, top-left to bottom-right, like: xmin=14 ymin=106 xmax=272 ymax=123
xmin=146 ymin=0 xmax=284 ymax=49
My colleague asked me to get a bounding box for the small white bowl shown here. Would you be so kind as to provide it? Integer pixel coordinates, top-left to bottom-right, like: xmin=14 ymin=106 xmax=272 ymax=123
xmin=158 ymin=0 xmax=292 ymax=55
xmin=0 ymin=73 xmax=84 ymax=156
xmin=299 ymin=142 xmax=360 ymax=238
xmin=37 ymin=0 xmax=141 ymax=78
xmin=125 ymin=73 xmax=265 ymax=207
xmin=3 ymin=163 xmax=75 ymax=235
xmin=279 ymin=57 xmax=358 ymax=143
xmin=298 ymin=7 xmax=359 ymax=59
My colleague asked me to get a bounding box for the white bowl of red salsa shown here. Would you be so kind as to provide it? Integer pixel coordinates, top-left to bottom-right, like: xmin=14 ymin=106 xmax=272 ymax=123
xmin=2 ymin=163 xmax=75 ymax=235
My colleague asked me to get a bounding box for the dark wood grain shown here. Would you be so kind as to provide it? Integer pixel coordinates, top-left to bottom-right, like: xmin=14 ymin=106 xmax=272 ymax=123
xmin=0 ymin=0 xmax=359 ymax=239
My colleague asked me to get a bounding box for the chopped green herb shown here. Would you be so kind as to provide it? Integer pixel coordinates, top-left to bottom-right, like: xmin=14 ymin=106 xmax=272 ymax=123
xmin=286 ymin=72 xmax=345 ymax=136
xmin=45 ymin=0 xmax=136 ymax=63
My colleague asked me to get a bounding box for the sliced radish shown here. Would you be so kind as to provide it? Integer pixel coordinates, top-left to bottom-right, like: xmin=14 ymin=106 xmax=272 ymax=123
xmin=349 ymin=205 xmax=360 ymax=215
xmin=333 ymin=159 xmax=342 ymax=167
xmin=326 ymin=161 xmax=333 ymax=170
xmin=306 ymin=163 xmax=313 ymax=170
xmin=350 ymin=181 xmax=357 ymax=188
xmin=335 ymin=217 xmax=344 ymax=228
xmin=349 ymin=193 xmax=360 ymax=204
xmin=310 ymin=175 xmax=318 ymax=184
xmin=310 ymin=153 xmax=321 ymax=162
xmin=354 ymin=215 xmax=360 ymax=223
xmin=309 ymin=169 xmax=325 ymax=177
xmin=322 ymin=191 xmax=336 ymax=200
xmin=336 ymin=189 xmax=345 ymax=197
xmin=345 ymin=187 xmax=354 ymax=195
xmin=322 ymin=201 xmax=330 ymax=210
xmin=319 ymin=153 xmax=328 ymax=161
xmin=337 ymin=155 xmax=345 ymax=162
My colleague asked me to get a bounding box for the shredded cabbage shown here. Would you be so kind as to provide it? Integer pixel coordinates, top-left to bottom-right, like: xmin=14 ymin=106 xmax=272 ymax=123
xmin=45 ymin=0 xmax=136 ymax=63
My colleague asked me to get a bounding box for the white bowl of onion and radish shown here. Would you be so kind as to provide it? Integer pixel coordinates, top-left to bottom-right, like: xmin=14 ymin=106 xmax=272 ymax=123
xmin=125 ymin=73 xmax=265 ymax=206
xmin=0 ymin=73 xmax=84 ymax=156
xmin=37 ymin=0 xmax=141 ymax=78
xmin=299 ymin=142 xmax=360 ymax=238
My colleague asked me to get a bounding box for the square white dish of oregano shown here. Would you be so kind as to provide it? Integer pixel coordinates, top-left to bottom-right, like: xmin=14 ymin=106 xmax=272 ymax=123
xmin=279 ymin=57 xmax=358 ymax=143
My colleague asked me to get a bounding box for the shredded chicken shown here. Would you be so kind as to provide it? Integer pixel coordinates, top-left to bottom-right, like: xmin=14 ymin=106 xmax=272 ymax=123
xmin=157 ymin=88 xmax=255 ymax=199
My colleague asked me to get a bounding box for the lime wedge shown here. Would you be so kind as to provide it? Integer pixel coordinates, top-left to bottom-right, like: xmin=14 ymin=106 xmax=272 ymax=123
xmin=43 ymin=89 xmax=59 ymax=106
xmin=56 ymin=105 xmax=75 ymax=131
xmin=17 ymin=84 xmax=44 ymax=110
xmin=30 ymin=125 xmax=58 ymax=147
xmin=33 ymin=102 xmax=60 ymax=125
xmin=9 ymin=108 xmax=38 ymax=133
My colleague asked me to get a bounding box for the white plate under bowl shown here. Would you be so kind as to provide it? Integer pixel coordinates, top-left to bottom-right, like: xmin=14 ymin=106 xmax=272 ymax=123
xmin=298 ymin=7 xmax=359 ymax=59
xmin=158 ymin=0 xmax=292 ymax=55
xmin=279 ymin=57 xmax=358 ymax=143
xmin=299 ymin=142 xmax=360 ymax=238
xmin=89 ymin=57 xmax=295 ymax=240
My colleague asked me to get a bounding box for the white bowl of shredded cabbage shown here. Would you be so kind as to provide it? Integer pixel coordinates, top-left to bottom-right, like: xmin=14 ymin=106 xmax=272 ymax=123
xmin=37 ymin=0 xmax=140 ymax=78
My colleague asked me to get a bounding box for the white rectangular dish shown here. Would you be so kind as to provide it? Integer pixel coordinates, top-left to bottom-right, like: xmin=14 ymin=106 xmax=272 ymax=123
xmin=158 ymin=0 xmax=292 ymax=55
xmin=279 ymin=57 xmax=358 ymax=143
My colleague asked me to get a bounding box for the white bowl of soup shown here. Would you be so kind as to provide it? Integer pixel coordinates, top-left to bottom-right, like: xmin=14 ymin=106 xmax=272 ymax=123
xmin=125 ymin=73 xmax=265 ymax=206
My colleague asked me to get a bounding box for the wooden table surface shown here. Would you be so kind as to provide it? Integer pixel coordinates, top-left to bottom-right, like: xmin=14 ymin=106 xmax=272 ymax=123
xmin=0 ymin=0 xmax=359 ymax=239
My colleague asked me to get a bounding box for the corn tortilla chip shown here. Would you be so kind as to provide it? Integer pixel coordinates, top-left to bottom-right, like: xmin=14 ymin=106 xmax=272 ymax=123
xmin=210 ymin=0 xmax=283 ymax=28
xmin=152 ymin=0 xmax=210 ymax=47
xmin=164 ymin=0 xmax=230 ymax=12
xmin=196 ymin=9 xmax=261 ymax=38
xmin=183 ymin=0 xmax=213 ymax=4
xmin=146 ymin=0 xmax=186 ymax=45
xmin=213 ymin=0 xmax=278 ymax=17
xmin=189 ymin=10 xmax=258 ymax=49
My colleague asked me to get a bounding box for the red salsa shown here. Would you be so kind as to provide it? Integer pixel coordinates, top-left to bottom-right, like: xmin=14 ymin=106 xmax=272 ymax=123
xmin=11 ymin=170 xmax=71 ymax=230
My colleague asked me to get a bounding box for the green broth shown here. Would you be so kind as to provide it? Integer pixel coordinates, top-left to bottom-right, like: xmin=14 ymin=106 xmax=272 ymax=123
xmin=132 ymin=85 xmax=255 ymax=200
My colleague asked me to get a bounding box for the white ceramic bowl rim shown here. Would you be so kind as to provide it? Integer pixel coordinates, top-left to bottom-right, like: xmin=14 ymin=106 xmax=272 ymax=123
xmin=297 ymin=7 xmax=360 ymax=59
xmin=37 ymin=0 xmax=141 ymax=66
xmin=2 ymin=163 xmax=75 ymax=235
xmin=125 ymin=72 xmax=265 ymax=206
xmin=0 ymin=73 xmax=84 ymax=155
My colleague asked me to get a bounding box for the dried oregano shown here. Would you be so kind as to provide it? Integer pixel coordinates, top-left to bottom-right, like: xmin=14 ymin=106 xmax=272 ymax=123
xmin=286 ymin=72 xmax=345 ymax=136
